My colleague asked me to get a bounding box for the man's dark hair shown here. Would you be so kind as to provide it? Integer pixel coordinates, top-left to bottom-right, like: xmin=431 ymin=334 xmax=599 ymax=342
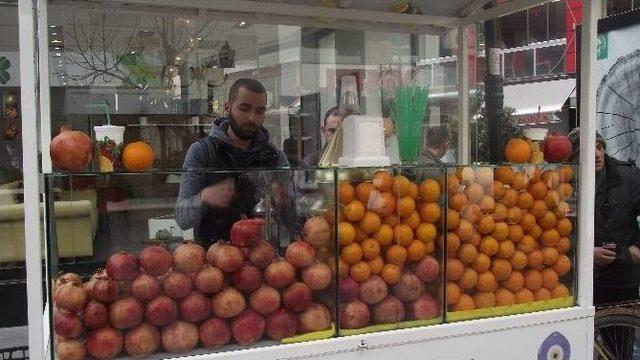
xmin=228 ymin=78 xmax=267 ymax=102
xmin=323 ymin=106 xmax=352 ymax=127
xmin=426 ymin=125 xmax=450 ymax=149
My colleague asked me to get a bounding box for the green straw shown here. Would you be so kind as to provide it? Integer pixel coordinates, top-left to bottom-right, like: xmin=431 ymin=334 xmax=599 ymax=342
xmin=391 ymin=85 xmax=429 ymax=162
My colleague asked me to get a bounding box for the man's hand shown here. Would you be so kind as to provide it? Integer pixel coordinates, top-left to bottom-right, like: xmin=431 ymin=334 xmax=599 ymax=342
xmin=629 ymin=245 xmax=640 ymax=264
xmin=200 ymin=178 xmax=235 ymax=208
xmin=594 ymin=246 xmax=616 ymax=266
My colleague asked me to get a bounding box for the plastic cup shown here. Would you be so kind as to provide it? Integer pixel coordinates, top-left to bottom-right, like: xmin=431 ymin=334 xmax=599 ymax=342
xmin=94 ymin=125 xmax=125 ymax=172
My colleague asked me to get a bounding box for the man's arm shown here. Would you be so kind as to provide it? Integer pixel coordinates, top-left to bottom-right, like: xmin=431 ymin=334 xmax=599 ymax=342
xmin=175 ymin=142 xmax=207 ymax=230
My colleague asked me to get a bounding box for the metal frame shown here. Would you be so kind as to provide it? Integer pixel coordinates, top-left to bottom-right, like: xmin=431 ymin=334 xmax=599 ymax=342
xmin=18 ymin=1 xmax=599 ymax=359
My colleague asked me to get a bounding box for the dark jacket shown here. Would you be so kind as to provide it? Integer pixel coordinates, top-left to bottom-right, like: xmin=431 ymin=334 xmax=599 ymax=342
xmin=594 ymin=155 xmax=640 ymax=288
xmin=175 ymin=117 xmax=289 ymax=245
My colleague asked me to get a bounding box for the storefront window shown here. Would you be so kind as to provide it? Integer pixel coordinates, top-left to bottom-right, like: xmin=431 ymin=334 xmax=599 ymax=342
xmin=500 ymin=10 xmax=528 ymax=48
xmin=528 ymin=4 xmax=548 ymax=43
xmin=548 ymin=1 xmax=567 ymax=40
xmin=608 ymin=0 xmax=633 ymax=14
xmin=504 ymin=50 xmax=534 ymax=79
xmin=536 ymin=45 xmax=566 ymax=75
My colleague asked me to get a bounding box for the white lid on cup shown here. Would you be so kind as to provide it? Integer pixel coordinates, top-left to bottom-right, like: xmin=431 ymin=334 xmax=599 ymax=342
xmin=94 ymin=125 xmax=125 ymax=144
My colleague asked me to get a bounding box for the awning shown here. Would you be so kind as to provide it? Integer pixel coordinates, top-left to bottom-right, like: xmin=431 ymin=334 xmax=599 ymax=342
xmin=503 ymin=78 xmax=576 ymax=116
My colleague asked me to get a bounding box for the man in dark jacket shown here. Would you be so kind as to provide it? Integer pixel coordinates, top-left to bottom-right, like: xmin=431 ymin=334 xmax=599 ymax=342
xmin=175 ymin=78 xmax=289 ymax=245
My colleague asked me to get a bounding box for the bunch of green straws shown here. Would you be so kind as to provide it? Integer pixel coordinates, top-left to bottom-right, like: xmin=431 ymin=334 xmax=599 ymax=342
xmin=391 ymin=85 xmax=429 ymax=162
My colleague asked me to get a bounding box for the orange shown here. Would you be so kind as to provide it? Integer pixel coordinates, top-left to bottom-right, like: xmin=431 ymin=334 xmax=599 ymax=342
xmin=355 ymin=228 xmax=368 ymax=243
xmin=456 ymin=167 xmax=476 ymax=185
xmin=447 ymin=258 xmax=465 ymax=281
xmin=350 ymin=261 xmax=372 ymax=282
xmin=325 ymin=207 xmax=338 ymax=225
xmin=509 ymin=225 xmax=524 ymax=243
xmin=447 ymin=175 xmax=461 ymax=195
xmin=456 ymin=220 xmax=474 ymax=242
xmin=493 ymin=203 xmax=508 ymax=222
xmin=500 ymin=188 xmax=519 ymax=208
xmin=419 ymin=202 xmax=442 ymax=223
xmin=381 ymin=263 xmax=401 ymax=285
xmin=510 ymin=250 xmax=529 ymax=270
xmin=359 ymin=211 xmax=382 ymax=234
xmin=457 ymin=243 xmax=478 ymax=265
xmin=373 ymin=224 xmax=394 ymax=246
xmin=468 ymin=231 xmax=482 ymax=247
xmin=555 ymin=201 xmax=571 ymax=219
xmin=512 ymin=172 xmax=529 ymax=191
xmin=338 ymin=182 xmax=355 ymax=204
xmin=461 ymin=204 xmax=482 ymax=223
xmin=544 ymin=190 xmax=560 ymax=209
xmin=517 ymin=192 xmax=534 ymax=210
xmin=458 ymin=268 xmax=479 ymax=290
xmin=505 ymin=138 xmax=532 ymax=163
xmin=453 ymin=294 xmax=476 ymax=311
xmin=415 ymin=223 xmax=437 ymax=243
xmin=524 ymin=269 xmax=543 ymax=291
xmin=552 ymin=254 xmax=572 ymax=276
xmin=541 ymin=268 xmax=559 ymax=289
xmin=528 ymin=181 xmax=548 ymax=200
xmin=393 ymin=224 xmax=414 ymax=246
xmin=449 ymin=193 xmax=468 ymax=212
xmin=489 ymin=180 xmax=506 ymax=199
xmin=338 ymin=222 xmax=356 ymax=246
xmin=383 ymin=214 xmax=400 ymax=227
xmin=479 ymin=236 xmax=499 ymax=256
xmin=447 ymin=282 xmax=461 ymax=305
xmin=479 ymin=195 xmax=496 ymax=214
xmin=495 ymin=288 xmax=516 ymax=306
xmin=355 ymin=182 xmax=373 ymax=203
xmin=557 ymin=166 xmax=574 ymax=182
xmin=473 ymin=291 xmax=496 ymax=309
xmin=475 ymin=167 xmax=494 ymax=187
xmin=408 ymin=182 xmax=419 ymax=199
xmin=447 ymin=232 xmax=461 ymax=256
xmin=361 ymin=238 xmax=381 ymax=260
xmin=497 ymin=240 xmax=516 ymax=259
xmin=527 ymin=249 xmax=544 ymax=269
xmin=495 ymin=166 xmax=515 ymax=185
xmin=557 ymin=237 xmax=571 ymax=254
xmin=542 ymin=247 xmax=560 ymax=266
xmin=447 ymin=208 xmax=461 ymax=230
xmin=343 ymin=200 xmax=366 ymax=222
xmin=402 ymin=211 xmax=421 ymax=230
xmin=392 ymin=175 xmax=412 ymax=197
xmin=526 ymin=166 xmax=542 ymax=182
xmin=341 ymin=243 xmax=363 ymax=265
xmin=386 ymin=245 xmax=408 ymax=266
xmin=372 ymin=171 xmax=393 ymax=191
xmin=528 ymin=224 xmax=543 ymax=240
xmin=539 ymin=211 xmax=558 ymax=230
xmin=397 ymin=196 xmax=416 ymax=218
xmin=419 ymin=179 xmax=441 ymax=202
xmin=534 ymin=287 xmax=552 ymax=301
xmin=491 ymin=258 xmax=513 ymax=281
xmin=541 ymin=170 xmax=560 ymax=190
xmin=122 ymin=141 xmax=154 ymax=171
xmin=368 ymin=256 xmax=384 ymax=274
xmin=368 ymin=191 xmax=396 ymax=217
xmin=541 ymin=229 xmax=560 ymax=247
xmin=424 ymin=239 xmax=435 ymax=255
xmin=515 ymin=288 xmax=535 ymax=304
xmin=517 ymin=235 xmax=538 ymax=253
xmin=550 ymin=284 xmax=571 ymax=298
xmin=519 ymin=213 xmax=537 ymax=231
xmin=407 ymin=240 xmax=427 ymax=262
xmin=506 ymin=207 xmax=523 ymax=225
xmin=558 ymin=183 xmax=574 ymax=200
xmin=502 ymin=270 xmax=525 ymax=292
xmin=477 ymin=215 xmax=495 ymax=234
xmin=492 ymin=222 xmax=510 ymax=241
xmin=465 ymin=183 xmax=485 ymax=204
xmin=556 ymin=218 xmax=573 ymax=237
xmin=476 ymin=271 xmax=499 ymax=292
xmin=472 ymin=253 xmax=492 ymax=273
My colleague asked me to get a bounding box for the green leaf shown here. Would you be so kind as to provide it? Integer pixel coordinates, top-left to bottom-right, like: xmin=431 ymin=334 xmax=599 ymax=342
xmin=0 ymin=56 xmax=10 ymax=71
xmin=0 ymin=70 xmax=9 ymax=85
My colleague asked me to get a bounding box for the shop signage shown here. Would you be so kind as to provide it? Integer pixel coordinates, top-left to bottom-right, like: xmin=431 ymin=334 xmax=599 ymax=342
xmin=514 ymin=112 xmax=554 ymax=126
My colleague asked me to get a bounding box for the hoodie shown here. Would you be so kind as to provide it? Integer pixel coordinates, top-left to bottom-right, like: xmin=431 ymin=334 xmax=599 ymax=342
xmin=175 ymin=117 xmax=289 ymax=244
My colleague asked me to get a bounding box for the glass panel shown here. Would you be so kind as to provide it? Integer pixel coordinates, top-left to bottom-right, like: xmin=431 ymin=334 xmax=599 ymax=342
xmin=528 ymin=4 xmax=548 ymax=44
xmin=499 ymin=10 xmax=528 ymax=48
xmin=548 ymin=1 xmax=567 ymax=41
xmin=607 ymin=0 xmax=633 ymax=15
xmin=536 ymin=45 xmax=566 ymax=76
xmin=504 ymin=50 xmax=534 ymax=80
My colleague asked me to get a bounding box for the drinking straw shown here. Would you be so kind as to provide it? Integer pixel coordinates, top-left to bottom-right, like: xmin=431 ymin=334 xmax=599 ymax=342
xmin=85 ymin=103 xmax=112 ymax=125
xmin=391 ymin=85 xmax=429 ymax=162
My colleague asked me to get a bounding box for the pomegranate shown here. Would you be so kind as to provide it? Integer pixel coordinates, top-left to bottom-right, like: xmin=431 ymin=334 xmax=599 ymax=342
xmin=339 ymin=277 xmax=360 ymax=303
xmin=109 ymin=297 xmax=144 ymax=330
xmin=54 ymin=282 xmax=87 ymax=312
xmin=161 ymin=321 xmax=199 ymax=353
xmin=139 ymin=245 xmax=173 ymax=276
xmin=56 ymin=272 xmax=82 ymax=288
xmin=131 ymin=274 xmax=161 ymax=301
xmin=173 ymin=242 xmax=206 ymax=273
xmin=298 ymin=303 xmax=332 ymax=333
xmin=83 ymin=278 xmax=97 ymax=300
xmin=393 ymin=272 xmax=423 ymax=302
xmin=304 ymin=216 xmax=332 ymax=248
xmin=106 ymin=252 xmax=139 ymax=281
xmin=211 ymin=287 xmax=246 ymax=318
xmin=86 ymin=326 xmax=123 ymax=360
xmin=232 ymin=263 xmax=263 ymax=294
xmin=302 ymin=262 xmax=332 ymax=291
xmin=199 ymin=317 xmax=231 ymax=349
xmin=92 ymin=277 xmax=119 ymax=303
xmin=264 ymin=258 xmax=296 ymax=289
xmin=249 ymin=285 xmax=280 ymax=315
xmin=284 ymin=241 xmax=316 ymax=268
xmin=249 ymin=240 xmax=276 ymax=269
xmin=359 ymin=275 xmax=388 ymax=305
xmin=339 ymin=300 xmax=370 ymax=329
xmin=543 ymin=133 xmax=573 ymax=162
xmin=230 ymin=218 xmax=265 ymax=247
xmin=53 ymin=311 xmax=84 ymax=338
xmin=207 ymin=241 xmax=244 ymax=272
xmin=406 ymin=294 xmax=439 ymax=320
xmin=413 ymin=255 xmax=440 ymax=283
xmin=231 ymin=309 xmax=265 ymax=346
xmin=179 ymin=291 xmax=211 ymax=323
xmin=373 ymin=295 xmax=405 ymax=324
xmin=162 ymin=271 xmax=193 ymax=299
xmin=56 ymin=338 xmax=86 ymax=360
xmin=145 ymin=295 xmax=178 ymax=327
xmin=50 ymin=126 xmax=93 ymax=171
xmin=124 ymin=322 xmax=160 ymax=357
xmin=283 ymin=282 xmax=312 ymax=312
xmin=266 ymin=308 xmax=298 ymax=340
xmin=117 ymin=280 xmax=133 ymax=297
xmin=83 ymin=300 xmax=109 ymax=329
xmin=193 ymin=266 xmax=225 ymax=294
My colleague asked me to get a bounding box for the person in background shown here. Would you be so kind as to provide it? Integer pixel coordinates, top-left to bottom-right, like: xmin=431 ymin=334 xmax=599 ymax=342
xmin=302 ymin=106 xmax=351 ymax=167
xmin=175 ymin=78 xmax=290 ymax=246
xmin=418 ymin=125 xmax=450 ymax=165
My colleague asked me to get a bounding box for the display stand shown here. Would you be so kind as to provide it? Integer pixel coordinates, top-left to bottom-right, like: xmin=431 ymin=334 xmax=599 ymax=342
xmin=18 ymin=1 xmax=600 ymax=359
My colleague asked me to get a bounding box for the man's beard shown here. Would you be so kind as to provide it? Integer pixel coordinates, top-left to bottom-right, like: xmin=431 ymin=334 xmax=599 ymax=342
xmin=228 ymin=114 xmax=258 ymax=141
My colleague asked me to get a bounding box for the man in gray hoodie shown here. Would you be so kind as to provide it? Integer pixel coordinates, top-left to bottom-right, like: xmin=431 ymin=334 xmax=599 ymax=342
xmin=175 ymin=78 xmax=289 ymax=245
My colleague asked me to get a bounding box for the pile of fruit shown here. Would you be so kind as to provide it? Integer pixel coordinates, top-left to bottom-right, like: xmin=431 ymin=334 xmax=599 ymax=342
xmin=504 ymin=134 xmax=573 ymax=165
xmin=52 ymin=236 xmax=333 ymax=360
xmin=446 ymin=166 xmax=574 ymax=312
xmin=328 ymin=170 xmax=442 ymax=330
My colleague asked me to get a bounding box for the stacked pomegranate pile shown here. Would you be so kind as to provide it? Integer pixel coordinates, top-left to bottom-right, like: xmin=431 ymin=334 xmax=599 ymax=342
xmin=53 ymin=235 xmax=333 ymax=359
